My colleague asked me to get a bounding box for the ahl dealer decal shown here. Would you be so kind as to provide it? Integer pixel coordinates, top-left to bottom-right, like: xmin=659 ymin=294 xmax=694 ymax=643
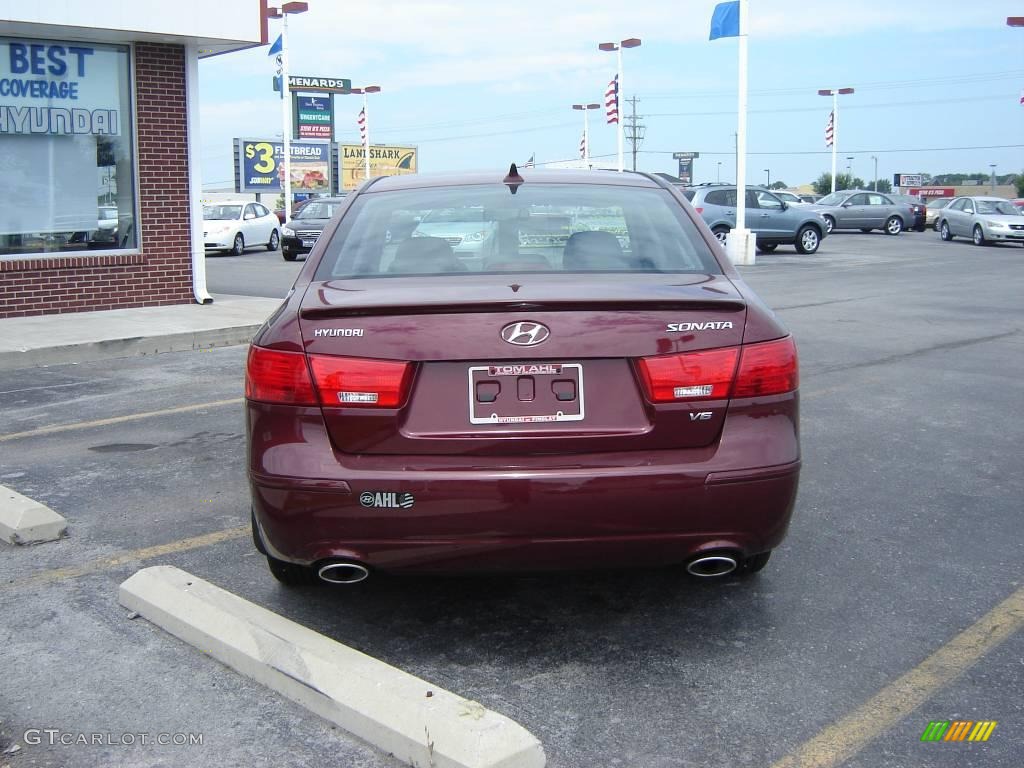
xmin=359 ymin=491 xmax=415 ymax=509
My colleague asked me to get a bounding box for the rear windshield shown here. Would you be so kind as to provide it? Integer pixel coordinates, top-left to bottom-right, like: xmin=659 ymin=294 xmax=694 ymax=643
xmin=314 ymin=183 xmax=721 ymax=279
xmin=297 ymin=201 xmax=342 ymax=219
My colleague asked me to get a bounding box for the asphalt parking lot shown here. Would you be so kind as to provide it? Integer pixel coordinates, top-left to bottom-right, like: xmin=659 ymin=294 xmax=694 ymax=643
xmin=2 ymin=231 xmax=1022 ymax=768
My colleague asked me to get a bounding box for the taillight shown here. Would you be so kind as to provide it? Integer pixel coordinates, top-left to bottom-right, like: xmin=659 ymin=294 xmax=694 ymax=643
xmin=309 ymin=355 xmax=412 ymax=408
xmin=636 ymin=347 xmax=740 ymax=402
xmin=733 ymin=336 xmax=798 ymax=397
xmin=245 ymin=346 xmax=317 ymax=405
xmin=695 ymin=207 xmax=704 ymax=214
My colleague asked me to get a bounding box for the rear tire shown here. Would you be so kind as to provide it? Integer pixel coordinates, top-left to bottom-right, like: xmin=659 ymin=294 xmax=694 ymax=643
xmin=972 ymin=225 xmax=987 ymax=247
xmin=756 ymin=242 xmax=778 ymax=253
xmin=711 ymin=225 xmax=730 ymax=246
xmin=741 ymin=551 xmax=772 ymax=574
xmin=885 ymin=216 xmax=903 ymax=235
xmin=822 ymin=215 xmax=835 ymax=234
xmin=267 ymin=556 xmax=317 ymax=587
xmin=231 ymin=233 xmax=245 ymax=256
xmin=795 ymin=225 xmax=821 ymax=254
xmin=940 ymin=221 xmax=953 ymax=241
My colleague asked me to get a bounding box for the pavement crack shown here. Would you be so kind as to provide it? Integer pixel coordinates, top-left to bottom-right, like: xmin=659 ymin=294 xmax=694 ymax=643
xmin=809 ymin=329 xmax=1020 ymax=376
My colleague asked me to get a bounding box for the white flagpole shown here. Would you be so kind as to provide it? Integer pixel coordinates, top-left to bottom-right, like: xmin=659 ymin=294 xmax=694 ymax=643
xmin=617 ymin=46 xmax=624 ymax=172
xmin=831 ymin=91 xmax=838 ymax=193
xmin=363 ymin=92 xmax=370 ymax=180
xmin=281 ymin=13 xmax=292 ymax=222
xmin=731 ymin=0 xmax=752 ymax=265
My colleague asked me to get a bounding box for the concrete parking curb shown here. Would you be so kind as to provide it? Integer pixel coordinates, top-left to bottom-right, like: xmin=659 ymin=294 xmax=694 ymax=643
xmin=0 ymin=485 xmax=67 ymax=545
xmin=0 ymin=325 xmax=264 ymax=371
xmin=118 ymin=566 xmax=546 ymax=768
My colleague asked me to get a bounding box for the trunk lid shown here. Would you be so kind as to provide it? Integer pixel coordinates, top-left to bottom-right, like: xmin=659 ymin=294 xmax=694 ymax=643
xmin=299 ymin=273 xmax=747 ymax=455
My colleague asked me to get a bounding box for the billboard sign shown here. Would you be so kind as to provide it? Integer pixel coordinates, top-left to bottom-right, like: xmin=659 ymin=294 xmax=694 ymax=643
xmin=236 ymin=139 xmax=330 ymax=193
xmin=672 ymin=152 xmax=700 ymax=160
xmin=339 ymin=144 xmax=417 ymax=191
xmin=288 ymin=75 xmax=351 ymax=94
xmin=894 ymin=173 xmax=923 ymax=188
xmin=909 ymin=187 xmax=955 ymax=198
xmin=295 ymin=95 xmax=332 ymax=139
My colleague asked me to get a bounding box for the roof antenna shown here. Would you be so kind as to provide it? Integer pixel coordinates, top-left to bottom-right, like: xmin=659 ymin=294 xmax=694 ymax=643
xmin=504 ymin=163 xmax=524 ymax=194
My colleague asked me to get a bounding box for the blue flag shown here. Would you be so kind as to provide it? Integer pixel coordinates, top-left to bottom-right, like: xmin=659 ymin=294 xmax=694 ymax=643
xmin=268 ymin=34 xmax=283 ymax=56
xmin=709 ymin=1 xmax=740 ymax=40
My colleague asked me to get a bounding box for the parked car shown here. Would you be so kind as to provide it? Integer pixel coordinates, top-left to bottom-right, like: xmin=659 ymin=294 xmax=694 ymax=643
xmin=680 ymin=184 xmax=827 ymax=254
xmin=936 ymin=196 xmax=1024 ymax=246
xmin=809 ymin=190 xmax=910 ymax=235
xmin=799 ymin=194 xmax=822 ymax=204
xmin=888 ymin=194 xmax=927 ymax=231
xmin=1011 ymin=199 xmax=1024 ymax=211
xmin=274 ymin=197 xmax=312 ymax=225
xmin=925 ymin=198 xmax=954 ymax=229
xmin=281 ymin=197 xmax=346 ymax=261
xmin=203 ymin=201 xmax=280 ymax=255
xmin=245 ymin=168 xmax=800 ymax=585
xmin=409 ymin=206 xmax=499 ymax=268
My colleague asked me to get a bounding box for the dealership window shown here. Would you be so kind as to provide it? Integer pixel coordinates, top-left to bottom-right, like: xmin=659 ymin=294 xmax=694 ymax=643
xmin=0 ymin=38 xmax=136 ymax=257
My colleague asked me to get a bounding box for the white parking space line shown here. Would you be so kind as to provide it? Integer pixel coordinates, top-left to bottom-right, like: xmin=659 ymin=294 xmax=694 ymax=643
xmin=119 ymin=566 xmax=547 ymax=768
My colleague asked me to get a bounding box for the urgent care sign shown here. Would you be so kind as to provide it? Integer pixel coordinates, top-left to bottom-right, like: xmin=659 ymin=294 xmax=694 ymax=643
xmin=910 ymin=188 xmax=956 ymax=198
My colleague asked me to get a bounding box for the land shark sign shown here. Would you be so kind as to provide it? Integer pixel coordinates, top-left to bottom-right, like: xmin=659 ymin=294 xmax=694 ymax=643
xmin=339 ymin=144 xmax=417 ymax=190
xmin=0 ymin=41 xmax=122 ymax=135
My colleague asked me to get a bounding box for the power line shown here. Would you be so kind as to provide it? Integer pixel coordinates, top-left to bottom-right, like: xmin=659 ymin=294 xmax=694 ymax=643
xmin=637 ymin=144 xmax=1024 ymax=157
xmin=645 ymin=94 xmax=1010 ymax=119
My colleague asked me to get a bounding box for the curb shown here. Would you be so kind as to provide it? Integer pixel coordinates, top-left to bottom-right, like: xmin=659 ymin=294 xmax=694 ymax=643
xmin=0 ymin=485 xmax=67 ymax=545
xmin=0 ymin=325 xmax=263 ymax=371
xmin=119 ymin=566 xmax=546 ymax=768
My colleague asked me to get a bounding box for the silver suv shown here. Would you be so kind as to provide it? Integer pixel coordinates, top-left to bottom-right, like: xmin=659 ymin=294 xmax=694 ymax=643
xmin=680 ymin=184 xmax=828 ymax=254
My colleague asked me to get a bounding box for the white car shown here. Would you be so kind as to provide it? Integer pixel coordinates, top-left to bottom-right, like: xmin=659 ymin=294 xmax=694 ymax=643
xmin=203 ymin=201 xmax=280 ymax=255
xmin=772 ymin=190 xmax=808 ymax=206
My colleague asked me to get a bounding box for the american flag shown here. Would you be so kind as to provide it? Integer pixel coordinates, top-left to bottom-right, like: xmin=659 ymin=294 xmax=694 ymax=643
xmin=579 ymin=131 xmax=587 ymax=159
xmin=358 ymin=107 xmax=367 ymax=147
xmin=605 ymin=75 xmax=619 ymax=124
xmin=524 ymin=153 xmax=535 ymax=168
xmin=825 ymin=110 xmax=834 ymax=147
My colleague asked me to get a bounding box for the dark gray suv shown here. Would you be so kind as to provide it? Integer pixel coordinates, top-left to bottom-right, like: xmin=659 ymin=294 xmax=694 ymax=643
xmin=680 ymin=184 xmax=828 ymax=254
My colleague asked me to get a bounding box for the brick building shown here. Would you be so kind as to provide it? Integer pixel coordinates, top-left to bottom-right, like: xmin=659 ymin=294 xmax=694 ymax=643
xmin=0 ymin=2 xmax=267 ymax=318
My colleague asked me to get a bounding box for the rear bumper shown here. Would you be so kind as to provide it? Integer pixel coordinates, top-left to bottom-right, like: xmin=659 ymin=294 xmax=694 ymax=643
xmin=248 ymin=398 xmax=801 ymax=572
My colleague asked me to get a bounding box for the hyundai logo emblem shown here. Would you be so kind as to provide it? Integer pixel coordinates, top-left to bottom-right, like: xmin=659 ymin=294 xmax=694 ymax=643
xmin=500 ymin=321 xmax=550 ymax=346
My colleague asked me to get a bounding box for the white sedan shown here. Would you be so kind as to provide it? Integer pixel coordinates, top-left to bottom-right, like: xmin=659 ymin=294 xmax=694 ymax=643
xmin=203 ymin=202 xmax=280 ymax=255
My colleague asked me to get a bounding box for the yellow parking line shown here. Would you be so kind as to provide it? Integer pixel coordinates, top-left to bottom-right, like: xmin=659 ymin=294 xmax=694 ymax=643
xmin=2 ymin=525 xmax=249 ymax=591
xmin=770 ymin=585 xmax=1024 ymax=768
xmin=0 ymin=398 xmax=244 ymax=443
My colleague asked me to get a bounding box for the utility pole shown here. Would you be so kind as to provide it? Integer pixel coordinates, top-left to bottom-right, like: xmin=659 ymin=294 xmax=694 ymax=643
xmin=623 ymin=96 xmax=645 ymax=171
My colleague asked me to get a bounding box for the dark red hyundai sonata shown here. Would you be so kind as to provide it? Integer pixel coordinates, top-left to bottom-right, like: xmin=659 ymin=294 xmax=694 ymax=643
xmin=246 ymin=167 xmax=799 ymax=585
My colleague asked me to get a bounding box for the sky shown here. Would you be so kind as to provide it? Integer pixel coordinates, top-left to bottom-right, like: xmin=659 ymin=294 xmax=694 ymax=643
xmin=197 ymin=0 xmax=1024 ymax=191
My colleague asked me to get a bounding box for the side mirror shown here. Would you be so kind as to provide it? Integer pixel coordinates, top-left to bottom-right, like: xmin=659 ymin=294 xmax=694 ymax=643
xmin=841 ymin=202 xmax=852 ymax=208
xmin=779 ymin=201 xmax=788 ymax=211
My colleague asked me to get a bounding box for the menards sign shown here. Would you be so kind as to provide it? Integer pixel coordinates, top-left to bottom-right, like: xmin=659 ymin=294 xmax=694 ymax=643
xmin=339 ymin=144 xmax=417 ymax=191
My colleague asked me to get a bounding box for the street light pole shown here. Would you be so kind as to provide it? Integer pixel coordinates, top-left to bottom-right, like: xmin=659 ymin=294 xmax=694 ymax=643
xmin=846 ymin=156 xmax=854 ymax=186
xmin=818 ymin=87 xmax=854 ymax=193
xmin=871 ymin=155 xmax=878 ymax=191
xmin=764 ymin=168 xmax=770 ymax=187
xmin=990 ymin=163 xmax=997 ymax=191
xmin=573 ymin=103 xmax=600 ymax=167
xmin=269 ymin=2 xmax=309 ymax=224
xmin=598 ymin=38 xmax=641 ymax=172
xmin=717 ymin=161 xmax=722 ymax=183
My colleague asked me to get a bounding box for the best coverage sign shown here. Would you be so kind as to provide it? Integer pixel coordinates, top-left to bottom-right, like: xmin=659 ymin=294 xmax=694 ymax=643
xmin=0 ymin=40 xmax=122 ymax=135
xmin=237 ymin=139 xmax=330 ymax=193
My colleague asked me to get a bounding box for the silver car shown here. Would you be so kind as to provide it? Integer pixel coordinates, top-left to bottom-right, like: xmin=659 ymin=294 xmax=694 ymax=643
xmin=925 ymin=198 xmax=953 ymax=230
xmin=810 ymin=190 xmax=911 ymax=235
xmin=937 ymin=197 xmax=1024 ymax=246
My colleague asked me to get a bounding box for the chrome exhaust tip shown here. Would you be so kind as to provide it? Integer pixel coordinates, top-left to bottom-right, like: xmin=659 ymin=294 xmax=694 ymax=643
xmin=317 ymin=561 xmax=370 ymax=585
xmin=685 ymin=554 xmax=739 ymax=578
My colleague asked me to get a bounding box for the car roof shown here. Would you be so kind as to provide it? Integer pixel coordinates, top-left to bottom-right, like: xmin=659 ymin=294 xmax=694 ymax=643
xmin=365 ymin=169 xmax=662 ymax=192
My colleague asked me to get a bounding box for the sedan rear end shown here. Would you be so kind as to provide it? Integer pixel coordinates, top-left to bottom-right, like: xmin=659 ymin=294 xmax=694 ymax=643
xmin=246 ymin=169 xmax=800 ymax=585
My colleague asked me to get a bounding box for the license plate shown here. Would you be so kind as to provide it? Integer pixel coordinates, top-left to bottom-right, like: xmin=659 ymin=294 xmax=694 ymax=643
xmin=301 ymin=238 xmax=315 ymax=248
xmin=468 ymin=363 xmax=584 ymax=424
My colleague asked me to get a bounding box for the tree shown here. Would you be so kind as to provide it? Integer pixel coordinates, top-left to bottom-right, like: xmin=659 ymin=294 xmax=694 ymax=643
xmin=865 ymin=178 xmax=893 ymax=193
xmin=769 ymin=181 xmax=787 ymax=190
xmin=1016 ymin=175 xmax=1024 ymax=197
xmin=813 ymin=172 xmax=864 ymax=195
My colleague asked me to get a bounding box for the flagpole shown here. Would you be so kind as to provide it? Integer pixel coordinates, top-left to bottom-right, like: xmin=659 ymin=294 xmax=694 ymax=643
xmin=363 ymin=91 xmax=370 ymax=180
xmin=617 ymin=46 xmax=624 ymax=172
xmin=732 ymin=0 xmax=751 ymax=265
xmin=281 ymin=12 xmax=292 ymax=222
xmin=831 ymin=91 xmax=837 ymax=193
